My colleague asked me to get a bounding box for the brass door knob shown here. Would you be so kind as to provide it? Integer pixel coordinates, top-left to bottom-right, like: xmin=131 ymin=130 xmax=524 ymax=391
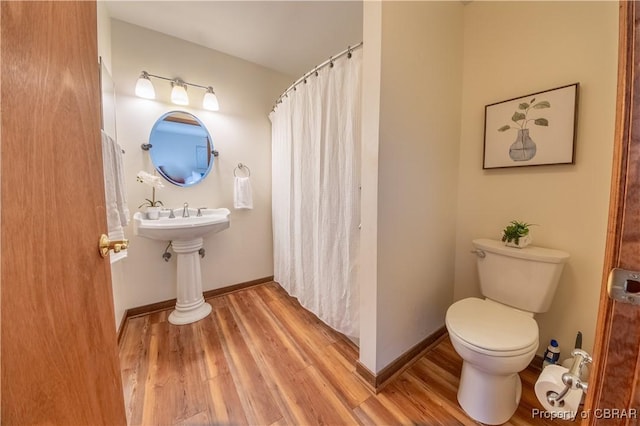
xmin=99 ymin=234 xmax=129 ymax=258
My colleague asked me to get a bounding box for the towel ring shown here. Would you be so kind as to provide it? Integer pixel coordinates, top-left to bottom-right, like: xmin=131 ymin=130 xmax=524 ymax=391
xmin=234 ymin=163 xmax=251 ymax=177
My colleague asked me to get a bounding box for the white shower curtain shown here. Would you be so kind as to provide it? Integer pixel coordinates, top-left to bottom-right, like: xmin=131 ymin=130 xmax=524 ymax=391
xmin=270 ymin=48 xmax=362 ymax=339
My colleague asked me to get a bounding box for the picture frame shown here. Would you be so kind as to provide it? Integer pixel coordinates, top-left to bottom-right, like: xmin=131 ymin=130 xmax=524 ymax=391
xmin=483 ymin=83 xmax=579 ymax=169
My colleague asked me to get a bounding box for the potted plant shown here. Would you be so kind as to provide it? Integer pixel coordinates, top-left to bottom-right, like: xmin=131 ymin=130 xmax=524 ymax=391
xmin=501 ymin=220 xmax=533 ymax=248
xmin=137 ymin=170 xmax=164 ymax=219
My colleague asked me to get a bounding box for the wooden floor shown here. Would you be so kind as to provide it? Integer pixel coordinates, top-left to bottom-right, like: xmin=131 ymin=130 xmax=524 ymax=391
xmin=119 ymin=282 xmax=570 ymax=425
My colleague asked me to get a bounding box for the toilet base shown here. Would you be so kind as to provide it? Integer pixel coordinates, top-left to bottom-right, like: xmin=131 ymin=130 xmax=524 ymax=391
xmin=457 ymin=361 xmax=522 ymax=425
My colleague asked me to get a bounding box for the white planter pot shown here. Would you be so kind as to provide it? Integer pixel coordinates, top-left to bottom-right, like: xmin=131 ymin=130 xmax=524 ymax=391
xmin=504 ymin=234 xmax=531 ymax=248
xmin=146 ymin=206 xmax=161 ymax=220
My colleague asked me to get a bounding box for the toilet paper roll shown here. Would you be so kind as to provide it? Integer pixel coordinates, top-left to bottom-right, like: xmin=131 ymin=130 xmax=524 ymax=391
xmin=534 ymin=365 xmax=583 ymax=420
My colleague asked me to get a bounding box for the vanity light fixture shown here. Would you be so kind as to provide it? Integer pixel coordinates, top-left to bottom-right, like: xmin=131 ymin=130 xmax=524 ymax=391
xmin=202 ymin=87 xmax=220 ymax=111
xmin=135 ymin=71 xmax=156 ymax=99
xmin=135 ymin=70 xmax=220 ymax=111
xmin=170 ymin=80 xmax=189 ymax=106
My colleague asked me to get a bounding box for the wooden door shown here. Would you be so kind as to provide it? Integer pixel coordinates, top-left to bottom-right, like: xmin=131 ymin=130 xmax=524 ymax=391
xmin=1 ymin=1 xmax=126 ymax=424
xmin=586 ymin=2 xmax=640 ymax=425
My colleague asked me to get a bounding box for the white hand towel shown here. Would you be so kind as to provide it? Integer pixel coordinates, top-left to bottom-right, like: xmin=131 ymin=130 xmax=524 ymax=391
xmin=102 ymin=131 xmax=121 ymax=234
xmin=101 ymin=130 xmax=129 ymax=262
xmin=113 ymin=142 xmax=130 ymax=226
xmin=234 ymin=176 xmax=253 ymax=209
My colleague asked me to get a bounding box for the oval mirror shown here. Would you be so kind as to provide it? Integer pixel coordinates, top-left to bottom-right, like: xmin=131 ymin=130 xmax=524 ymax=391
xmin=148 ymin=111 xmax=214 ymax=187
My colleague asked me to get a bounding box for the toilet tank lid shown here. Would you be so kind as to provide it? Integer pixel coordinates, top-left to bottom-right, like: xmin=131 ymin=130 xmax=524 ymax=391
xmin=473 ymin=238 xmax=570 ymax=264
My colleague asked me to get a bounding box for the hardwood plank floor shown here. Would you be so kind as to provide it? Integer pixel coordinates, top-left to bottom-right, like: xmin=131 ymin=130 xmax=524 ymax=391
xmin=119 ymin=282 xmax=573 ymax=425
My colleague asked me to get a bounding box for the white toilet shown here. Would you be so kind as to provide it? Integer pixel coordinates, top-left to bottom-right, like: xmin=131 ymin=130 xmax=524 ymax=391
xmin=446 ymin=238 xmax=569 ymax=425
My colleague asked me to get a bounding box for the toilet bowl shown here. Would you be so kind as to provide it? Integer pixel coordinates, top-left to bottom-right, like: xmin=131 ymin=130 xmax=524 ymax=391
xmin=446 ymin=297 xmax=538 ymax=424
xmin=446 ymin=239 xmax=570 ymax=424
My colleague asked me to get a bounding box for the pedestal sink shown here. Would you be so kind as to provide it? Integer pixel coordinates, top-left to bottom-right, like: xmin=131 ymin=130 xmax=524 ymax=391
xmin=133 ymin=207 xmax=230 ymax=325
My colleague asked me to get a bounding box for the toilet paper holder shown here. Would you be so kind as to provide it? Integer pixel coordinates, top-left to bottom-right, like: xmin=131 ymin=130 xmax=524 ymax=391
xmin=546 ymin=349 xmax=592 ymax=407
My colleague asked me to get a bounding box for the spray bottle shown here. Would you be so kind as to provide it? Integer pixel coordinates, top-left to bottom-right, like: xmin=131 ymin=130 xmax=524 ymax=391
xmin=542 ymin=339 xmax=560 ymax=368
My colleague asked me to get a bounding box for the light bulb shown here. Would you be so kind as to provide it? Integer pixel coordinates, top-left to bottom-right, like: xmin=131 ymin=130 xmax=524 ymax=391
xmin=203 ymin=87 xmax=219 ymax=111
xmin=135 ymin=71 xmax=155 ymax=99
xmin=171 ymin=80 xmax=189 ymax=106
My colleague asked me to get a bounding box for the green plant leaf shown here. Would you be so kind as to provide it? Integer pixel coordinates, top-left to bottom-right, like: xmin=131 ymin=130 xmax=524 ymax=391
xmin=518 ymin=102 xmax=529 ymax=110
xmin=498 ymin=125 xmax=511 ymax=132
xmin=533 ymin=101 xmax=550 ymax=109
xmin=511 ymin=112 xmax=526 ymax=122
xmin=502 ymin=220 xmax=535 ymax=243
xmin=534 ymin=118 xmax=549 ymax=126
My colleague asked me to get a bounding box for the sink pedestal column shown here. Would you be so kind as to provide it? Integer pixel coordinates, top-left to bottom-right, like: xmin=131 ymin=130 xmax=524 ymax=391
xmin=168 ymin=238 xmax=212 ymax=325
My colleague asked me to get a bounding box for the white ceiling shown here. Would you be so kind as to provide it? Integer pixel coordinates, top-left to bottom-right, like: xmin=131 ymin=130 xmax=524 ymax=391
xmin=105 ymin=1 xmax=363 ymax=78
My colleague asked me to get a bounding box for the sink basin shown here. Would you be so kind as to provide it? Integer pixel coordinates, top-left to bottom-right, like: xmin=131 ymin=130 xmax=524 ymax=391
xmin=133 ymin=208 xmax=230 ymax=241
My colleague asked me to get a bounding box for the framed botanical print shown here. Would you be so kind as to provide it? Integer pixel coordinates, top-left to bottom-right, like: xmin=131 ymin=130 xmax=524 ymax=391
xmin=483 ymin=83 xmax=579 ymax=169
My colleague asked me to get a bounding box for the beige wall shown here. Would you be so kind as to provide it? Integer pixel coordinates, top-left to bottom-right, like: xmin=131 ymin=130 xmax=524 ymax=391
xmin=109 ymin=20 xmax=291 ymax=328
xmin=360 ymin=1 xmax=464 ymax=372
xmin=96 ymin=2 xmax=112 ymax=72
xmin=454 ymin=1 xmax=619 ymax=358
xmin=359 ymin=1 xmax=382 ymax=370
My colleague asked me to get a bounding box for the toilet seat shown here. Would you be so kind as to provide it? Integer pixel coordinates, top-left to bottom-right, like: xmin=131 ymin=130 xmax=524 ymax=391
xmin=446 ymin=297 xmax=538 ymax=357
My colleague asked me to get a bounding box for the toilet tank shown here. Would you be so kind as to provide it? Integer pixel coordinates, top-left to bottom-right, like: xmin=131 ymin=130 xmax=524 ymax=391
xmin=472 ymin=238 xmax=570 ymax=313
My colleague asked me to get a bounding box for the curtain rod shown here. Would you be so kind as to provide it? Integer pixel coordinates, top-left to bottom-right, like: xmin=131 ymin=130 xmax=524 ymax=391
xmin=272 ymin=41 xmax=363 ymax=111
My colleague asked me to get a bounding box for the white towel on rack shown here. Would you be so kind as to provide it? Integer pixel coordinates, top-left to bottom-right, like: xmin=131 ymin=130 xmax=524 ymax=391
xmin=101 ymin=130 xmax=129 ymax=262
xmin=113 ymin=143 xmax=130 ymax=227
xmin=234 ymin=176 xmax=253 ymax=209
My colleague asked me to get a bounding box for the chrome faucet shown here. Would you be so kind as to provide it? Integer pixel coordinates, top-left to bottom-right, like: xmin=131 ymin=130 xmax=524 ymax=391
xmin=197 ymin=207 xmax=206 ymax=217
xmin=182 ymin=202 xmax=190 ymax=218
